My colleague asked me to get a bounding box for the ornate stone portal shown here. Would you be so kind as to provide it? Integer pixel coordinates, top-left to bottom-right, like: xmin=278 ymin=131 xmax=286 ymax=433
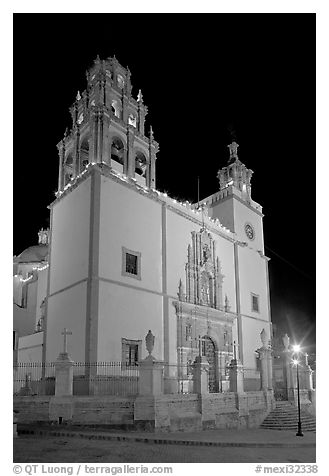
xmin=173 ymin=227 xmax=236 ymax=393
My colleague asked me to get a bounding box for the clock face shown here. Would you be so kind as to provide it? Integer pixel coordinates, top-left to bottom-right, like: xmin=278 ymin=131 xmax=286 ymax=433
xmin=245 ymin=223 xmax=255 ymax=240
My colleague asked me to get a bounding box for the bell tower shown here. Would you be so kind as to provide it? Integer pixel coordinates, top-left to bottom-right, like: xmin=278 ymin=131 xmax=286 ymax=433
xmin=200 ymin=141 xmax=264 ymax=252
xmin=56 ymin=56 xmax=159 ymax=192
xmin=217 ymin=142 xmax=253 ymax=201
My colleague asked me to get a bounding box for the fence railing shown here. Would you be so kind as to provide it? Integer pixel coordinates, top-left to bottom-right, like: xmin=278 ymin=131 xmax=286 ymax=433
xmin=13 ymin=362 xmax=139 ymax=397
xmin=13 ymin=361 xmax=262 ymax=396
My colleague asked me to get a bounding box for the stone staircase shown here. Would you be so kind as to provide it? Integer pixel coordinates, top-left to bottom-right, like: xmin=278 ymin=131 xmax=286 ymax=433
xmin=261 ymin=401 xmax=316 ymax=431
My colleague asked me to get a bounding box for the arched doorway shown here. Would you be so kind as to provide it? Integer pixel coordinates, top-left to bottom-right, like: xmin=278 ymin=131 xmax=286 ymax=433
xmin=202 ymin=336 xmax=219 ymax=393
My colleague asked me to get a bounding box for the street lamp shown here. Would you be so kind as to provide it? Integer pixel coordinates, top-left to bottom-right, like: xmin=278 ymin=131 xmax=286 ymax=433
xmin=292 ymin=345 xmax=303 ymax=437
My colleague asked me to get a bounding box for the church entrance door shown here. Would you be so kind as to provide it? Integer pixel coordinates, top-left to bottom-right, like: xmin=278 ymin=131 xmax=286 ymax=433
xmin=202 ymin=336 xmax=219 ymax=393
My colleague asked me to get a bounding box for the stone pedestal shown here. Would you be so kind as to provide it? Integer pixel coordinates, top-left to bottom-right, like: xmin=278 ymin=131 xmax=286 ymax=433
xmin=49 ymin=352 xmax=75 ymax=423
xmin=138 ymin=356 xmax=164 ymax=396
xmin=229 ymin=359 xmax=244 ymax=393
xmin=54 ymin=352 xmax=74 ymax=397
xmin=257 ymin=347 xmax=273 ymax=390
xmin=192 ymin=356 xmax=209 ymax=394
xmin=301 ymin=366 xmax=314 ymax=390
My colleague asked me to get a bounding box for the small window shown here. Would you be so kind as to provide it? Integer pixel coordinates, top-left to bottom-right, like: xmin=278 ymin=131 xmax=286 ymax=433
xmin=122 ymin=338 xmax=142 ymax=367
xmin=126 ymin=253 xmax=137 ymax=275
xmin=122 ymin=247 xmax=141 ymax=280
xmin=251 ymin=293 xmax=260 ymax=313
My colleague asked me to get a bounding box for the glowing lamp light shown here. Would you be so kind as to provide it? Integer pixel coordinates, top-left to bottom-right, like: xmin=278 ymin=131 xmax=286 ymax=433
xmin=292 ymin=345 xmax=301 ymax=353
xmin=292 ymin=359 xmax=299 ymax=366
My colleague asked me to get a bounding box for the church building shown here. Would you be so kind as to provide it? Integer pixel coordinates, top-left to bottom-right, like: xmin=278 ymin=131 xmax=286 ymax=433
xmin=14 ymin=56 xmax=272 ymax=394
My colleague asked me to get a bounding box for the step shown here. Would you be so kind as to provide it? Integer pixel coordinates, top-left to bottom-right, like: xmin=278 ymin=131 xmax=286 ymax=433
xmin=260 ymin=401 xmax=316 ymax=431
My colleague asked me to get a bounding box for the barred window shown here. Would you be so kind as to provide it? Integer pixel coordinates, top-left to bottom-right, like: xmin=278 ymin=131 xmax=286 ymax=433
xmin=251 ymin=293 xmax=260 ymax=313
xmin=122 ymin=247 xmax=141 ymax=280
xmin=126 ymin=253 xmax=137 ymax=275
xmin=122 ymin=338 xmax=142 ymax=367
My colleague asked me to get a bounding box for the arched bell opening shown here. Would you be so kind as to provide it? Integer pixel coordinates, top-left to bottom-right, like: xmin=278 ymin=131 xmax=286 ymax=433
xmin=111 ymin=100 xmax=121 ymax=119
xmin=135 ymin=150 xmax=147 ymax=176
xmin=110 ymin=137 xmax=125 ymax=166
xmin=63 ymin=153 xmax=74 ymax=187
xmin=80 ymin=138 xmax=89 ymax=172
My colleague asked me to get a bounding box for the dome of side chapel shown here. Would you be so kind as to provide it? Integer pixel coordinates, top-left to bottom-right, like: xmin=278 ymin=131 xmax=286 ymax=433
xmin=14 ymin=244 xmax=49 ymax=264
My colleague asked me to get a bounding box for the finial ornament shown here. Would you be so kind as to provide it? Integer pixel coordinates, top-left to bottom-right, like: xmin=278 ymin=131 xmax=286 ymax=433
xmin=228 ymin=141 xmax=239 ymax=162
xmin=260 ymin=328 xmax=268 ymax=348
xmin=76 ymin=91 xmax=81 ymax=101
xmin=38 ymin=228 xmax=49 ymax=245
xmin=282 ymin=333 xmax=290 ymax=351
xmin=137 ymin=89 xmax=143 ymax=103
xmin=149 ymin=125 xmax=154 ymax=141
xmin=145 ymin=330 xmax=155 ymax=356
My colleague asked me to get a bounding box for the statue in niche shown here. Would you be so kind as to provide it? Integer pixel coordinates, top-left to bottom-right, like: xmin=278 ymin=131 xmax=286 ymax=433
xmin=200 ymin=272 xmax=211 ymax=305
xmin=202 ymin=244 xmax=211 ymax=263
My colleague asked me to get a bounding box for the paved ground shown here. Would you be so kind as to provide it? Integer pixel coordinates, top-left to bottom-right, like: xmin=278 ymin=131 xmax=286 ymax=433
xmin=13 ymin=427 xmax=316 ymax=463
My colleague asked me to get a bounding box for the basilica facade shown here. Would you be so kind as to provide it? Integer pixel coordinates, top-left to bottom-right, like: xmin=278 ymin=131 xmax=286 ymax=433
xmin=14 ymin=56 xmax=272 ymax=394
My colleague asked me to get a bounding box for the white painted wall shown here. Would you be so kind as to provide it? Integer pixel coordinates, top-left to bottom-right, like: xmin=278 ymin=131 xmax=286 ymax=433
xmin=97 ymin=280 xmax=163 ymax=361
xmin=233 ymin=199 xmax=264 ymax=253
xmin=50 ymin=177 xmax=91 ymax=295
xmin=46 ymin=282 xmax=87 ymax=362
xmin=35 ymin=268 xmax=48 ymax=325
xmin=241 ymin=316 xmax=271 ymax=369
xmin=18 ymin=332 xmax=43 ymax=363
xmin=238 ymin=246 xmax=270 ymax=322
xmin=99 ymin=176 xmax=162 ymax=293
xmin=13 ymin=279 xmax=38 ymax=337
xmin=210 ymin=198 xmax=235 ymax=232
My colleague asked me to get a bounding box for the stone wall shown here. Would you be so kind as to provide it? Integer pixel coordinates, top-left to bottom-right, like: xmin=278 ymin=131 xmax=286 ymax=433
xmin=14 ymin=391 xmax=273 ymax=432
xmin=14 ymin=397 xmax=51 ymax=423
xmin=72 ymin=397 xmax=135 ymax=424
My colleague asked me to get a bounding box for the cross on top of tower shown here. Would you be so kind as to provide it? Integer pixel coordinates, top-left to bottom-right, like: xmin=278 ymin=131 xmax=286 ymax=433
xmin=227 ymin=141 xmax=239 ymax=163
xmin=61 ymin=328 xmax=72 ymax=354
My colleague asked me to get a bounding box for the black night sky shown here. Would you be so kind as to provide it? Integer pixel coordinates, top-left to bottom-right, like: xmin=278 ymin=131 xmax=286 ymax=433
xmin=14 ymin=14 xmax=316 ymax=352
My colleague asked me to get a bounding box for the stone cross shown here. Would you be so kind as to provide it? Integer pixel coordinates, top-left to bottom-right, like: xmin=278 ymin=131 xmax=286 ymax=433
xmin=61 ymin=328 xmax=72 ymax=354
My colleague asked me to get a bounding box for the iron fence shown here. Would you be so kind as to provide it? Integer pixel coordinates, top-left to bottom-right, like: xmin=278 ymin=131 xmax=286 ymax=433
xmin=13 ymin=361 xmax=262 ymax=396
xmin=13 ymin=362 xmax=139 ymax=396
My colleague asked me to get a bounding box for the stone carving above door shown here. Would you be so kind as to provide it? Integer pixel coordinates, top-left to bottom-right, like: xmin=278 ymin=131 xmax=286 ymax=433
xmin=178 ymin=228 xmax=225 ymax=310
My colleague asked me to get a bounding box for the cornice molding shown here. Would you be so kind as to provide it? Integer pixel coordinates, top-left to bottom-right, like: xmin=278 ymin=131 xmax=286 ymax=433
xmin=173 ymin=300 xmax=237 ymax=325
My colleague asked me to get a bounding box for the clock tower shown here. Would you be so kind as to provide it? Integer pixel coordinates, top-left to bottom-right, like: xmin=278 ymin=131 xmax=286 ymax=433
xmin=198 ymin=142 xmax=271 ymax=367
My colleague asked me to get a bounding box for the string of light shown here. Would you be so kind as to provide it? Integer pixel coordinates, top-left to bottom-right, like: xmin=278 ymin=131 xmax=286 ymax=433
xmin=56 ymin=162 xmax=232 ymax=236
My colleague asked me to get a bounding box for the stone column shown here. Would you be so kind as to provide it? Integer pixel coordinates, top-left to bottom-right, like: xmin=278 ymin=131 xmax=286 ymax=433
xmin=256 ymin=328 xmax=273 ymax=391
xmin=138 ymin=356 xmax=164 ymax=396
xmin=134 ymin=330 xmax=166 ymax=431
xmin=54 ymin=352 xmax=74 ymax=397
xmin=49 ymin=329 xmax=75 ymax=423
xmin=229 ymin=359 xmax=244 ymax=393
xmin=192 ymin=355 xmax=209 ymax=394
xmin=127 ymin=127 xmax=135 ymax=178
